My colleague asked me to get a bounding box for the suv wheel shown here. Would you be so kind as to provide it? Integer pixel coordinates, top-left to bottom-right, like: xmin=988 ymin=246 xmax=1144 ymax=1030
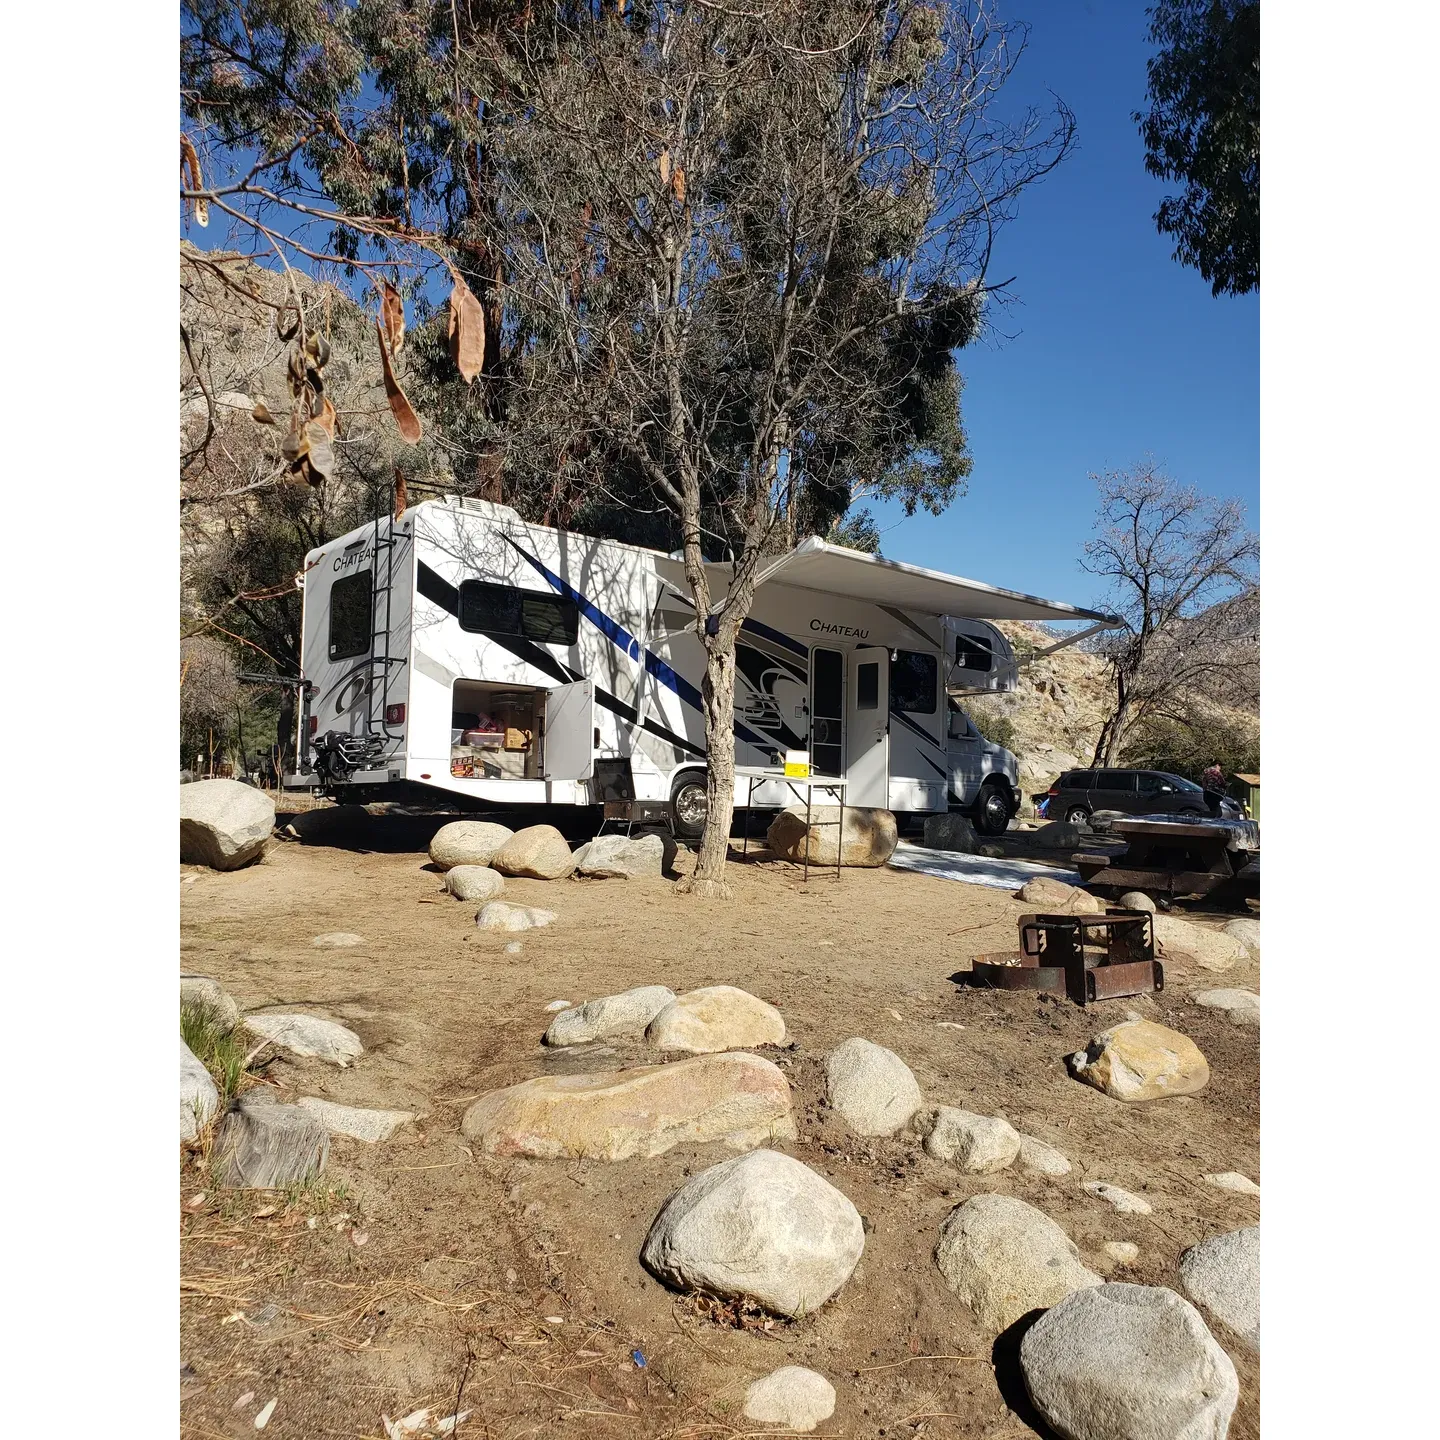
xmin=973 ymin=781 xmax=1012 ymax=837
xmin=670 ymin=772 xmax=709 ymax=842
xmin=1065 ymin=805 xmax=1091 ymax=825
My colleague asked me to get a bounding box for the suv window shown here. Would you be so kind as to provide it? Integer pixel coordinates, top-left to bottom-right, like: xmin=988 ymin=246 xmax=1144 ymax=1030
xmin=891 ymin=650 xmax=938 ymax=713
xmin=328 ymin=569 xmax=372 ymax=661
xmin=1096 ymin=770 xmax=1138 ymax=792
xmin=1138 ymin=772 xmax=1166 ymax=794
xmin=1064 ymin=771 xmax=1096 ymax=788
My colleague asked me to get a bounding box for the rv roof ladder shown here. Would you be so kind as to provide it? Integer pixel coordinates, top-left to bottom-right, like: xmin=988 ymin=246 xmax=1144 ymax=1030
xmin=365 ymin=496 xmax=402 ymax=747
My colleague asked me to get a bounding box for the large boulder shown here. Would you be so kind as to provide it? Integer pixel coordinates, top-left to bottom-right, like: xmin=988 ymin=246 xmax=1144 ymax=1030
xmin=461 ymin=1053 xmax=796 ymax=1160
xmin=572 ymin=833 xmax=671 ymax=879
xmin=490 ymin=824 xmax=576 ymax=879
xmin=1017 ymin=876 xmax=1104 ymax=914
xmin=1222 ymin=917 xmax=1260 ymax=957
xmin=293 ymin=1097 xmax=415 ymax=1143
xmin=1180 ymin=1226 xmax=1260 ymax=1352
xmin=919 ymin=1108 xmax=1020 ymax=1173
xmin=544 ymin=986 xmax=676 ymax=1047
xmin=1152 ymin=915 xmax=1246 ymax=972
xmin=477 ymin=901 xmax=557 ymax=933
xmin=1193 ymin=988 xmax=1260 ymax=1028
xmin=824 ymin=1038 xmax=923 ymax=1136
xmin=1070 ymin=1019 xmax=1209 ymax=1102
xmin=213 ymin=1089 xmax=330 ymax=1188
xmin=179 ymin=779 xmax=275 ymax=870
xmin=180 ymin=1037 xmax=219 ymax=1142
xmin=180 ymin=975 xmax=240 ymax=1033
xmin=1019 ymin=1283 xmax=1239 ymax=1440
xmin=646 ymin=986 xmax=786 ymax=1054
xmin=934 ymin=1194 xmax=1102 ymax=1333
xmin=640 ymin=1149 xmax=865 ymax=1318
xmin=243 ymin=1013 xmax=364 ymax=1067
xmin=766 ymin=806 xmax=898 ymax=868
xmin=743 ymin=1367 xmax=837 ymax=1433
xmin=445 ymin=866 xmax=506 ymax=902
xmin=428 ymin=820 xmax=515 ymax=870
xmin=1031 ymin=819 xmax=1092 ymax=848
xmin=921 ymin=813 xmax=979 ymax=854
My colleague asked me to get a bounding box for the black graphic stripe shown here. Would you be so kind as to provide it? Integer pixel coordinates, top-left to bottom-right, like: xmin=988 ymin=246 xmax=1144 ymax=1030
xmin=889 ymin=705 xmax=945 ymax=753
xmin=417 ymin=560 xmax=704 ymax=760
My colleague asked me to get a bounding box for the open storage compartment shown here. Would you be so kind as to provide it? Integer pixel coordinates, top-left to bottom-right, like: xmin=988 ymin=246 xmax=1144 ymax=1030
xmin=450 ymin=681 xmax=543 ymax=780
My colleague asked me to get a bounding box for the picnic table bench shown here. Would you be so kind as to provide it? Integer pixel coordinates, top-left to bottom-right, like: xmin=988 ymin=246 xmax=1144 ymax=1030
xmin=1073 ymin=814 xmax=1260 ymax=901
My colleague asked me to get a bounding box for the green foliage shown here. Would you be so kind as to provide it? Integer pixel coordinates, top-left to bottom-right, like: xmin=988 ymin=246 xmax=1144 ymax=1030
xmin=965 ymin=701 xmax=1020 ymax=757
xmin=1135 ymin=2 xmax=1259 ymax=296
xmin=1120 ymin=711 xmax=1259 ymax=783
xmin=827 ymin=509 xmax=883 ymax=555
xmin=181 ymin=1001 xmax=251 ymax=1107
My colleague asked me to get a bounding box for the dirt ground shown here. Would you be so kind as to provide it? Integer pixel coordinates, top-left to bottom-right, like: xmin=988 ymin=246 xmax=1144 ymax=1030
xmin=180 ymin=813 xmax=1259 ymax=1440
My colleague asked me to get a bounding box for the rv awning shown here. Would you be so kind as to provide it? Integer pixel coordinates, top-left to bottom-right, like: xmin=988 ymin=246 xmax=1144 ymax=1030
xmin=744 ymin=537 xmax=1121 ymax=626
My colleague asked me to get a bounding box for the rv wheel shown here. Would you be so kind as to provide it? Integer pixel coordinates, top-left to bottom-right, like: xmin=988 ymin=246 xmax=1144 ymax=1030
xmin=670 ymin=773 xmax=709 ymax=842
xmin=973 ymin=781 xmax=1012 ymax=837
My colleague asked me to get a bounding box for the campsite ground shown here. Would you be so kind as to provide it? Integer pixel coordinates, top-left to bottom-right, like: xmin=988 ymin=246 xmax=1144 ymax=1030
xmin=180 ymin=816 xmax=1259 ymax=1440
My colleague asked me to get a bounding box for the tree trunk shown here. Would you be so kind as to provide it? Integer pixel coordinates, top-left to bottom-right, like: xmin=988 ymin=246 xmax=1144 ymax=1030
xmin=683 ymin=640 xmax=738 ymax=900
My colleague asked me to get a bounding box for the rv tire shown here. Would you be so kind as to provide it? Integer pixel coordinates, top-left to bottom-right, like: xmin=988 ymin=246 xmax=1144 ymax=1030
xmin=972 ymin=780 xmax=1013 ymax=837
xmin=670 ymin=772 xmax=709 ymax=842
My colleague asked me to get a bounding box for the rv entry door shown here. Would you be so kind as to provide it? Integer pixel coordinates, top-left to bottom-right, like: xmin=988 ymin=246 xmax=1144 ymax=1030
xmin=544 ymin=680 xmax=595 ymax=781
xmin=845 ymin=646 xmax=889 ymax=807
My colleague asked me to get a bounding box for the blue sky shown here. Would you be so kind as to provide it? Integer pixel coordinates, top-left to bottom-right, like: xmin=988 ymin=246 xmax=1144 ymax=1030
xmin=867 ymin=0 xmax=1259 ymax=613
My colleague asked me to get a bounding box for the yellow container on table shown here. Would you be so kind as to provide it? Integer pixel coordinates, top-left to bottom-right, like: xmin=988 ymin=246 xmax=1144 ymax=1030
xmin=784 ymin=750 xmax=811 ymax=778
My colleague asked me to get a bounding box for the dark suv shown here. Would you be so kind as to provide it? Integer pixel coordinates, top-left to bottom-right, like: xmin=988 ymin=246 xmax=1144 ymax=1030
xmin=1043 ymin=768 xmax=1241 ymax=823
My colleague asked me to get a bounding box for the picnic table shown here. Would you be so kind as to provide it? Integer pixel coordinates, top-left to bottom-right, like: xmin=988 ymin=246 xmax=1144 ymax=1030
xmin=1073 ymin=813 xmax=1259 ymax=901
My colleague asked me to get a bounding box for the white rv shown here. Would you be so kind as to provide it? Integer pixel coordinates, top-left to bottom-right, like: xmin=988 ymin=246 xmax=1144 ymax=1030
xmin=292 ymin=497 xmax=1115 ymax=837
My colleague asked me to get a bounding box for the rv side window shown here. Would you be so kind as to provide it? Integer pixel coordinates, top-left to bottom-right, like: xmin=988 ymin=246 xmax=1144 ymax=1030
xmin=328 ymin=570 xmax=372 ymax=661
xmin=955 ymin=634 xmax=994 ymax=671
xmin=458 ymin=581 xmax=580 ymax=646
xmin=891 ymin=650 xmax=938 ymax=713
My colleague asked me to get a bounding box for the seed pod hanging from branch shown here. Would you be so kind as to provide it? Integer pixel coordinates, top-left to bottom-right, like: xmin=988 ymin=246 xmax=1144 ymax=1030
xmin=376 ymin=321 xmax=422 ymax=443
xmin=447 ymin=274 xmax=486 ymax=384
xmin=379 ymin=280 xmax=405 ymax=355
xmin=180 ymin=134 xmax=208 ymax=226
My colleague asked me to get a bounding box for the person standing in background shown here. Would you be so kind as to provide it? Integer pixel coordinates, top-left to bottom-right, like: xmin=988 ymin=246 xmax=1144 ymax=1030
xmin=1201 ymin=760 xmax=1227 ymax=817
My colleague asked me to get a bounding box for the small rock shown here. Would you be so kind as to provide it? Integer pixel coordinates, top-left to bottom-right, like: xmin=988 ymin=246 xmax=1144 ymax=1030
xmin=445 ymin=866 xmax=506 ymax=902
xmin=311 ymin=932 xmax=365 ymax=948
xmin=978 ymin=842 xmax=1006 ymax=858
xmin=543 ymin=998 xmax=573 ymax=1012
xmin=181 ymin=1037 xmax=220 ymax=1142
xmin=253 ymin=1397 xmax=277 ymax=1430
xmin=477 ymin=901 xmax=557 ymax=933
xmin=743 ymin=1366 xmax=837 ymax=1432
xmin=1203 ymin=1171 xmax=1260 ymax=1197
xmin=1221 ymin=917 xmax=1260 ymax=956
xmin=1070 ymin=1019 xmax=1209 ymax=1102
xmin=641 ymin=1149 xmax=864 ymax=1318
xmin=934 ymin=1193 xmax=1102 ymax=1333
xmin=462 ymin=1052 xmax=796 ymax=1160
xmin=1180 ymin=1226 xmax=1260 ymax=1351
xmin=1152 ymin=914 xmax=1247 ymax=972
xmin=244 ymin=1014 xmax=364 ymax=1067
xmin=490 ymin=824 xmax=577 ymax=879
xmin=573 ymin=832 xmax=671 ymax=879
xmin=545 ymin=986 xmax=676 ymax=1046
xmin=1104 ymin=1241 xmax=1140 ymax=1264
xmin=1017 ymin=876 xmax=1104 ymax=914
xmin=1020 ymin=1283 xmax=1239 ymax=1440
xmin=1082 ymin=1181 xmax=1153 ymax=1215
xmin=179 ymin=779 xmax=275 ymax=870
xmin=921 ymin=813 xmax=979 ymax=853
xmin=505 ymin=941 xmax=523 ymax=955
xmin=1118 ymin=891 xmax=1157 ymax=913
xmin=824 ymin=1038 xmax=923 ymax=1136
xmin=920 ymin=1107 xmax=1020 ymax=1173
xmin=294 ymin=1098 xmax=414 ymax=1143
xmin=1193 ymin=988 xmax=1260 ymax=1027
xmin=646 ymin=985 xmax=786 ymax=1054
xmin=1016 ymin=1135 xmax=1072 ymax=1177
xmin=213 ymin=1091 xmax=329 ymax=1188
xmin=766 ymin=805 xmax=898 ymax=867
xmin=181 ymin=975 xmax=241 ymax=1032
xmin=428 ymin=820 xmax=515 ymax=870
